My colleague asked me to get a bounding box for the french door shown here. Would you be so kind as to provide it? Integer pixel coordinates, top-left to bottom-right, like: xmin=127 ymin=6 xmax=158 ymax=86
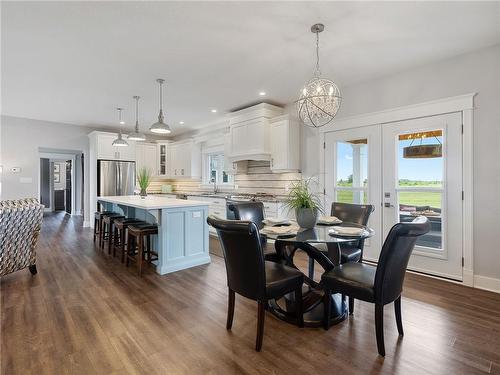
xmin=324 ymin=112 xmax=463 ymax=280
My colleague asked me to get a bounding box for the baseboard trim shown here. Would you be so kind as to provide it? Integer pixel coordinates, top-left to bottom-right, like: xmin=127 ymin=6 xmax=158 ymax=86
xmin=474 ymin=275 xmax=500 ymax=294
xmin=83 ymin=221 xmax=90 ymax=228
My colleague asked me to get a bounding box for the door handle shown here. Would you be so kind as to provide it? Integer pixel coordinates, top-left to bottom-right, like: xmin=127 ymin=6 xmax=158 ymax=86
xmin=384 ymin=202 xmax=394 ymax=208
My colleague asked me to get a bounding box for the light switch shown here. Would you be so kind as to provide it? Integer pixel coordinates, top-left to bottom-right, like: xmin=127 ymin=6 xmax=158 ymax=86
xmin=11 ymin=167 xmax=21 ymax=173
xmin=192 ymin=211 xmax=201 ymax=218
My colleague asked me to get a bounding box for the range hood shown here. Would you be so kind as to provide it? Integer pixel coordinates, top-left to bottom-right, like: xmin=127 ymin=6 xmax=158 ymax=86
xmin=226 ymin=103 xmax=283 ymax=163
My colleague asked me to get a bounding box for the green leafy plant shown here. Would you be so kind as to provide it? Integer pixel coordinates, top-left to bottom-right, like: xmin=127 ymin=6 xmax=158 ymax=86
xmin=137 ymin=167 xmax=152 ymax=192
xmin=284 ymin=178 xmax=324 ymax=213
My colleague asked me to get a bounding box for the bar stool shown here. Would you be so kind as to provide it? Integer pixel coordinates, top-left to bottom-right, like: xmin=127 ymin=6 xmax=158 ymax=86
xmin=93 ymin=211 xmax=114 ymax=242
xmin=113 ymin=217 xmax=144 ymax=262
xmin=101 ymin=213 xmax=125 ymax=252
xmin=126 ymin=223 xmax=159 ymax=276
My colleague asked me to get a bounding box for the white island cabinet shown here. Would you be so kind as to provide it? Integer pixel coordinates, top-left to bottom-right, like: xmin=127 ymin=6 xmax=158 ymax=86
xmin=97 ymin=195 xmax=210 ymax=275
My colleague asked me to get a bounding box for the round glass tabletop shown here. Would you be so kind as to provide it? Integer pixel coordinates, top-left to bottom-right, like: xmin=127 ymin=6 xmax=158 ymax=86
xmin=262 ymin=221 xmax=374 ymax=244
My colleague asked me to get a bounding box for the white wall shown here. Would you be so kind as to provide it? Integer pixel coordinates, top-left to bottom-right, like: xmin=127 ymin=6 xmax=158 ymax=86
xmin=0 ymin=115 xmax=93 ymax=224
xmin=302 ymin=44 xmax=500 ymax=281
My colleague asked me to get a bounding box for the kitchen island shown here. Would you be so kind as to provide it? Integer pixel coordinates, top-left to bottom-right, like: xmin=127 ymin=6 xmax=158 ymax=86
xmin=97 ymin=195 xmax=210 ymax=275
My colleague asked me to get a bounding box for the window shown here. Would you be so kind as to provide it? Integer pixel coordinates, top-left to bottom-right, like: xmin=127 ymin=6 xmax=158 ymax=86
xmin=204 ymin=152 xmax=233 ymax=185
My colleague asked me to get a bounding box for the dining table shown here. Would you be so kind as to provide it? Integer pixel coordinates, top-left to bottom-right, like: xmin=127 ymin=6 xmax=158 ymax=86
xmin=262 ymin=221 xmax=374 ymax=328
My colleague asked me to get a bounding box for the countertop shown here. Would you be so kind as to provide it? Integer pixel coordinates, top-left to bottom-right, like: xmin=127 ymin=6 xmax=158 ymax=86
xmin=97 ymin=195 xmax=210 ymax=210
xmin=152 ymin=192 xmax=288 ymax=203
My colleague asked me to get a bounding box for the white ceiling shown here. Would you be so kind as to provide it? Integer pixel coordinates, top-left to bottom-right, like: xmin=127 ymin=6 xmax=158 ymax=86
xmin=2 ymin=1 xmax=499 ymax=135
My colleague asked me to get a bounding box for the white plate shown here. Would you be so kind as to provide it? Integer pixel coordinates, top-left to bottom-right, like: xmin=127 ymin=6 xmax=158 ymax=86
xmin=328 ymin=227 xmax=366 ymax=236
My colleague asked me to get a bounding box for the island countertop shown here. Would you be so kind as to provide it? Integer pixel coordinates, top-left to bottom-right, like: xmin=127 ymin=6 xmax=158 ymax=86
xmin=97 ymin=195 xmax=210 ymax=210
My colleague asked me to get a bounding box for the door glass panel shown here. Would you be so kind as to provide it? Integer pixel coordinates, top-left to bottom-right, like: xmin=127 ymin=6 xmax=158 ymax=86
xmin=335 ymin=190 xmax=368 ymax=204
xmin=396 ymin=129 xmax=444 ymax=250
xmin=336 ymin=139 xmax=368 ymax=188
xmin=398 ymin=130 xmax=443 ymax=187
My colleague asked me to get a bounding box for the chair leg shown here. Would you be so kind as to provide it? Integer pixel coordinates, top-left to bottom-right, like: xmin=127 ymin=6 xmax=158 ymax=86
xmin=29 ymin=265 xmax=37 ymax=275
xmin=295 ymin=286 xmax=304 ymax=328
xmin=126 ymin=232 xmax=132 ymax=267
xmin=120 ymin=228 xmax=126 ymax=263
xmin=256 ymin=301 xmax=266 ymax=352
xmin=93 ymin=218 xmax=98 ymax=242
xmin=108 ymin=223 xmax=113 ymax=255
xmin=394 ymin=296 xmax=404 ymax=336
xmin=99 ymin=219 xmax=104 ymax=248
xmin=226 ymin=289 xmax=235 ymax=330
xmin=349 ymin=296 xmax=355 ymax=315
xmin=308 ymin=257 xmax=315 ymax=280
xmin=375 ymin=304 xmax=385 ymax=356
xmin=323 ymin=288 xmax=331 ymax=330
xmin=137 ymin=235 xmax=144 ymax=277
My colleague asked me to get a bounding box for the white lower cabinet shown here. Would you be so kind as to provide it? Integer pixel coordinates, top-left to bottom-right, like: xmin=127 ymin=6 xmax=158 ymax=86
xmin=187 ymin=195 xmax=226 ymax=234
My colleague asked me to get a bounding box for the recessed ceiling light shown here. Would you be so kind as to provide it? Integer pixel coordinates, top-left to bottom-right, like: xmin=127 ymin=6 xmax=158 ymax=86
xmin=211 ymin=109 xmax=217 ymax=113
xmin=259 ymin=91 xmax=266 ymax=96
xmin=179 ymin=121 xmax=184 ymax=125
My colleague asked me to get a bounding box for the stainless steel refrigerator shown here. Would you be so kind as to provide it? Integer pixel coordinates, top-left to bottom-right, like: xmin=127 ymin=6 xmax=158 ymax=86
xmin=97 ymin=160 xmax=136 ymax=197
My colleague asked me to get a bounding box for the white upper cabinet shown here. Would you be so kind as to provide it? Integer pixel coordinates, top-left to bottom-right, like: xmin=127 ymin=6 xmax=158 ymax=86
xmin=227 ymin=103 xmax=284 ymax=163
xmin=167 ymin=139 xmax=201 ymax=178
xmin=93 ymin=131 xmax=136 ymax=161
xmin=136 ymin=142 xmax=158 ymax=176
xmin=270 ymin=115 xmax=300 ymax=173
xmin=157 ymin=141 xmax=169 ymax=177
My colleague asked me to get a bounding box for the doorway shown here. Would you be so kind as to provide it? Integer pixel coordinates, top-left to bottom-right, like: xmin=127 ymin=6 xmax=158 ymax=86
xmin=39 ymin=156 xmax=75 ymax=215
xmin=324 ymin=112 xmax=464 ymax=281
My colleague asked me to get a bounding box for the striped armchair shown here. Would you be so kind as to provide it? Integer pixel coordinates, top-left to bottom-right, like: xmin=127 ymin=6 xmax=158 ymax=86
xmin=0 ymin=198 xmax=44 ymax=276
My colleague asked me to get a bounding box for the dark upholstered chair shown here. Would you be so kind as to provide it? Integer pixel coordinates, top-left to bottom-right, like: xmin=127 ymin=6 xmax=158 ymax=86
xmin=227 ymin=201 xmax=279 ymax=262
xmin=311 ymin=202 xmax=374 ymax=312
xmin=207 ymin=216 xmax=304 ymax=351
xmin=318 ymin=202 xmax=375 ymax=263
xmin=321 ymin=216 xmax=430 ymax=356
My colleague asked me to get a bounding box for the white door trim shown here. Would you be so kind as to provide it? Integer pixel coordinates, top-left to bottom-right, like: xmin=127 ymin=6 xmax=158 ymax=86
xmin=319 ymin=93 xmax=475 ymax=286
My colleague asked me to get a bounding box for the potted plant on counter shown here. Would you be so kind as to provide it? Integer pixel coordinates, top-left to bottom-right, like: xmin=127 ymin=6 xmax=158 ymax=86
xmin=138 ymin=167 xmax=152 ymax=198
xmin=284 ymin=178 xmax=323 ymax=229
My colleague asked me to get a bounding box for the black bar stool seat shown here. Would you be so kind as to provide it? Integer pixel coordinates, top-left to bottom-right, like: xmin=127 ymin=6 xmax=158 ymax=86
xmin=113 ymin=218 xmax=145 ymax=262
xmin=102 ymin=213 xmax=125 ymax=253
xmin=126 ymin=224 xmax=159 ymax=276
xmin=93 ymin=210 xmax=114 ymax=242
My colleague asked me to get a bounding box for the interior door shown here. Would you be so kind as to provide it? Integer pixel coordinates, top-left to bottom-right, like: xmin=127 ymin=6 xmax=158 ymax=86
xmin=65 ymin=160 xmax=72 ymax=214
xmin=324 ymin=125 xmax=382 ymax=261
xmin=382 ymin=112 xmax=463 ymax=280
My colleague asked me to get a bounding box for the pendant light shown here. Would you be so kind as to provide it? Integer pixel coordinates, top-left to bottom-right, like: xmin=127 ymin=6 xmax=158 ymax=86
xmin=402 ymin=131 xmax=443 ymax=159
xmin=150 ymin=78 xmax=171 ymax=134
xmin=128 ymin=96 xmax=146 ymax=141
xmin=112 ymin=108 xmax=129 ymax=147
xmin=296 ymin=23 xmax=342 ymax=128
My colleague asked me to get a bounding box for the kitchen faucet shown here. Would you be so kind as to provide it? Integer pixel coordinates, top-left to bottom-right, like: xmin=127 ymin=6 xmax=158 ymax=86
xmin=210 ymin=177 xmax=219 ymax=194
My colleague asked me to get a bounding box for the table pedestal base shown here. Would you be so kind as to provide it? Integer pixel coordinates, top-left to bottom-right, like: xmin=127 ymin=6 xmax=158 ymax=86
xmin=268 ymin=286 xmax=348 ymax=328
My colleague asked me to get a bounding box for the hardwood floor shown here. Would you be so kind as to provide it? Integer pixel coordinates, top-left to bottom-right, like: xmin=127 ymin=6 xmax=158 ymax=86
xmin=2 ymin=213 xmax=500 ymax=374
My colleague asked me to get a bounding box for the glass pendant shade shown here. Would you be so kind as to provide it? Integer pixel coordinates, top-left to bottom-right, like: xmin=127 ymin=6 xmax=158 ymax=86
xmin=150 ymin=78 xmax=171 ymax=134
xmin=297 ymin=23 xmax=342 ymax=128
xmin=113 ymin=108 xmax=129 ymax=147
xmin=128 ymin=96 xmax=146 ymax=141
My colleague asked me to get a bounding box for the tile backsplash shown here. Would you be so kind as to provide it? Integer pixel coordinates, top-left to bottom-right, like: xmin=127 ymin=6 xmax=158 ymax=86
xmin=148 ymin=161 xmax=301 ymax=196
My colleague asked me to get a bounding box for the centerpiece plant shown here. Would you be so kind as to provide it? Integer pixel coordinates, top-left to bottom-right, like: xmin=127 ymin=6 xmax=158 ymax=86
xmin=137 ymin=167 xmax=152 ymax=198
xmin=284 ymin=178 xmax=323 ymax=228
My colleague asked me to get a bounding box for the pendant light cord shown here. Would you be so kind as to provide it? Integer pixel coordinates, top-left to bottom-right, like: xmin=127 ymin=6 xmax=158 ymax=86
xmin=135 ymin=97 xmax=139 ymax=129
xmin=315 ymin=31 xmax=321 ymax=77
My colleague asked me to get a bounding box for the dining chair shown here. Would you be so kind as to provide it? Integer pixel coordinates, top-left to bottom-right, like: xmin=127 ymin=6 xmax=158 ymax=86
xmin=321 ymin=216 xmax=430 ymax=356
xmin=207 ymin=215 xmax=304 ymax=351
xmin=311 ymin=202 xmax=375 ymax=313
xmin=227 ymin=201 xmax=278 ymax=262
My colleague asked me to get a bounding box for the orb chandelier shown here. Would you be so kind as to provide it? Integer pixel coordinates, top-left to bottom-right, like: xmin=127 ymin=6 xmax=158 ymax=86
xmin=297 ymin=23 xmax=342 ymax=128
